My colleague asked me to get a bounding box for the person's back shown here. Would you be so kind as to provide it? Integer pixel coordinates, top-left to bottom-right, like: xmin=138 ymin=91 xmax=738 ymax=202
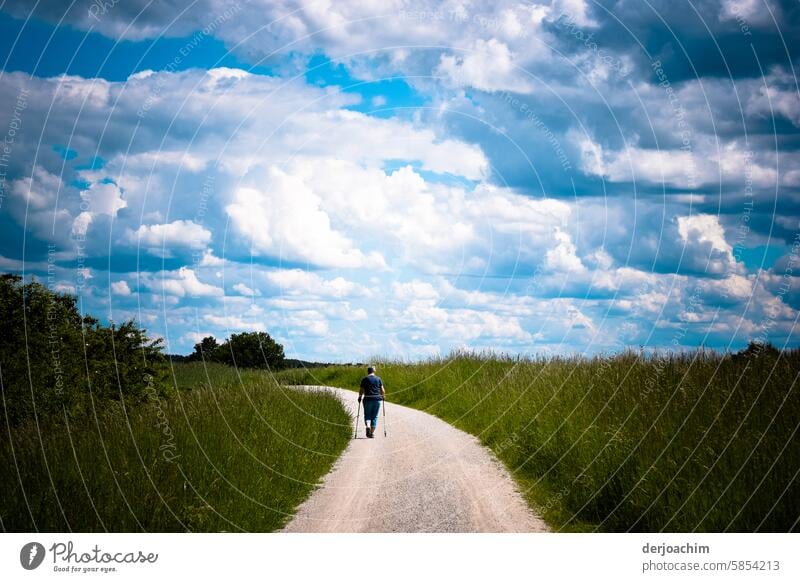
xmin=360 ymin=374 xmax=383 ymax=400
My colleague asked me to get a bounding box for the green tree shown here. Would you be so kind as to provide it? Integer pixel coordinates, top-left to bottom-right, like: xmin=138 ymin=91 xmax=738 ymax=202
xmin=190 ymin=336 xmax=220 ymax=362
xmin=0 ymin=273 xmax=168 ymax=427
xmin=217 ymin=331 xmax=285 ymax=370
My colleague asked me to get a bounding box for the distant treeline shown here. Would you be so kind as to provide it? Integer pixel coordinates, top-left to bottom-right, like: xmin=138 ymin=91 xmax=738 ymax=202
xmin=168 ymin=353 xmax=361 ymax=369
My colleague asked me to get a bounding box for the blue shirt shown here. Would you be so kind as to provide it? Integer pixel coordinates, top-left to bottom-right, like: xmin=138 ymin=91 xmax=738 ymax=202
xmin=360 ymin=375 xmax=383 ymax=400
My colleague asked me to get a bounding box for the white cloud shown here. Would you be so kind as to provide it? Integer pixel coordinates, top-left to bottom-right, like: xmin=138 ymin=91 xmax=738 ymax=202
xmin=677 ymin=214 xmax=740 ymax=276
xmin=677 ymin=214 xmax=732 ymax=255
xmin=144 ymin=267 xmax=223 ymax=297
xmin=570 ymin=130 xmax=779 ymax=189
xmin=247 ymin=158 xmax=573 ymax=274
xmin=391 ymin=280 xmax=440 ymax=301
xmin=699 ymin=273 xmax=754 ymax=304
xmin=199 ymin=250 xmax=225 ymax=266
xmin=116 ymin=150 xmax=209 ymax=172
xmin=73 ymin=181 xmax=127 ymax=236
xmin=572 ymin=130 xmax=606 ymax=176
xmin=264 ymin=269 xmax=366 ymax=298
xmin=719 ymin=0 xmax=780 ymax=27
xmin=274 ymin=309 xmax=330 ymax=336
xmin=545 ymin=228 xmax=586 ymax=273
xmin=203 ymin=313 xmax=266 ymax=331
xmin=226 ymin=167 xmax=386 ymax=269
xmin=9 ymin=167 xmax=73 ymax=243
xmin=391 ymin=299 xmax=532 ymax=342
xmin=286 ymin=110 xmax=490 ymax=180
xmin=3 ymin=1 xmax=577 ymax=99
xmin=553 ymin=0 xmax=597 ymax=27
xmin=436 ymin=39 xmax=534 ymax=94
xmin=111 ymin=280 xmax=132 ymax=296
xmin=181 ymin=331 xmax=210 ymax=346
xmin=746 ymin=67 xmax=800 ymax=127
xmin=232 ymin=282 xmax=260 ymax=296
xmin=567 ymin=305 xmax=595 ymax=330
xmin=125 ymin=220 xmax=212 ymax=252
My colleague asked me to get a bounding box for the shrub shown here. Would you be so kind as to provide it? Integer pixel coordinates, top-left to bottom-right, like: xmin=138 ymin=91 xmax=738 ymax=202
xmin=0 ymin=273 xmax=168 ymax=427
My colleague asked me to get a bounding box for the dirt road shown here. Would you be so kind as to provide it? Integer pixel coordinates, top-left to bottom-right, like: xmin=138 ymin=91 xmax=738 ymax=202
xmin=282 ymin=386 xmax=549 ymax=533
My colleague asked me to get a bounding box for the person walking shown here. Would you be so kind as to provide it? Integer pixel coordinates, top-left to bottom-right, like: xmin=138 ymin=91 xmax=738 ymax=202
xmin=358 ymin=366 xmax=385 ymax=438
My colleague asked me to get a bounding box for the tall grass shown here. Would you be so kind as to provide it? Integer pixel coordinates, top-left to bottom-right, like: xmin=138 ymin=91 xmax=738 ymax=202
xmin=278 ymin=349 xmax=800 ymax=532
xmin=1 ymin=363 xmax=351 ymax=532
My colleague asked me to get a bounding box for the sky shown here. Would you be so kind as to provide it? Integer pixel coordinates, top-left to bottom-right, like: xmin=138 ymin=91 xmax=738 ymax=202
xmin=0 ymin=0 xmax=798 ymax=361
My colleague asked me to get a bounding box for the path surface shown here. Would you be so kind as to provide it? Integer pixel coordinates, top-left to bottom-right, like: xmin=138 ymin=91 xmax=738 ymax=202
xmin=282 ymin=386 xmax=549 ymax=533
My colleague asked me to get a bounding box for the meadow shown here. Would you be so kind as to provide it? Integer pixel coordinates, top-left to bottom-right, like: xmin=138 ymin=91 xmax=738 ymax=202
xmin=278 ymin=347 xmax=800 ymax=532
xmin=1 ymin=363 xmax=351 ymax=532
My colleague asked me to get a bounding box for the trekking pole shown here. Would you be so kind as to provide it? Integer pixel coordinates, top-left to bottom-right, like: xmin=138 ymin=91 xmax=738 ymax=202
xmin=354 ymin=399 xmax=360 ymax=439
xmin=382 ymin=397 xmax=387 ymax=437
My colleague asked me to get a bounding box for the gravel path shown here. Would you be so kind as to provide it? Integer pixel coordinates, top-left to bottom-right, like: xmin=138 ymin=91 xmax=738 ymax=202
xmin=282 ymin=386 xmax=549 ymax=533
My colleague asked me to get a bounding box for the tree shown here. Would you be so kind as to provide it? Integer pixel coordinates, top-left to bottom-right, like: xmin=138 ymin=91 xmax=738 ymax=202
xmin=733 ymin=341 xmax=780 ymax=360
xmin=0 ymin=273 xmax=168 ymax=427
xmin=190 ymin=336 xmax=220 ymax=362
xmin=216 ymin=331 xmax=285 ymax=370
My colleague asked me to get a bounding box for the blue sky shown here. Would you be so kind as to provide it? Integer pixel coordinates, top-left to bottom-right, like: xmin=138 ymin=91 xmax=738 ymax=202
xmin=0 ymin=0 xmax=798 ymax=361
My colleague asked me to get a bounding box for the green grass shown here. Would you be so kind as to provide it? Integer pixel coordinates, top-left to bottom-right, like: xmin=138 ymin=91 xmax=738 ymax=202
xmin=1 ymin=362 xmax=351 ymax=532
xmin=278 ymin=350 xmax=800 ymax=532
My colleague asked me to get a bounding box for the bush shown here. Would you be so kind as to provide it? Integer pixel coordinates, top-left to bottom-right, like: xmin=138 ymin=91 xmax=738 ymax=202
xmin=0 ymin=273 xmax=168 ymax=428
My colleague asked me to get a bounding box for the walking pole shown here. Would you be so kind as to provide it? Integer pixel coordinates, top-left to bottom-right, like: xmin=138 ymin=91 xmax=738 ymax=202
xmin=382 ymin=397 xmax=387 ymax=437
xmin=354 ymin=399 xmax=360 ymax=439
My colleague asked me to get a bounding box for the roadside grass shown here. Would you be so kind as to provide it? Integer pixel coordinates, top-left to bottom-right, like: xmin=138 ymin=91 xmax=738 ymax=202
xmin=278 ymin=349 xmax=800 ymax=532
xmin=1 ymin=362 xmax=351 ymax=532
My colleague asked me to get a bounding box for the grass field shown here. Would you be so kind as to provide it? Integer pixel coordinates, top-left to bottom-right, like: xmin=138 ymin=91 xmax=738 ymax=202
xmin=1 ymin=363 xmax=351 ymax=532
xmin=278 ymin=349 xmax=800 ymax=532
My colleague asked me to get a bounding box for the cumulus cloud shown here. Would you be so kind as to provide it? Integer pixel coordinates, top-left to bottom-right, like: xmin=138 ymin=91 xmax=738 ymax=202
xmin=241 ymin=158 xmax=573 ymax=275
xmin=2 ymin=0 xmax=579 ymax=94
xmin=264 ymin=269 xmax=367 ymax=298
xmin=124 ymin=220 xmax=212 ymax=254
xmin=570 ymin=130 xmax=779 ymax=190
xmin=435 ymin=39 xmax=534 ymax=94
xmin=203 ymin=313 xmax=265 ymax=331
xmin=72 ymin=185 xmax=126 ymax=237
xmin=746 ymin=67 xmax=800 ymax=127
xmin=0 ymin=66 xmax=490 ymax=263
xmin=274 ymin=309 xmax=330 ymax=336
xmin=226 ymin=167 xmax=386 ymax=269
xmin=677 ymin=214 xmax=739 ymax=276
xmin=545 ymin=228 xmax=586 ymax=273
xmin=289 ymin=110 xmax=490 ymax=180
xmin=111 ymin=280 xmax=132 ymax=296
xmin=719 ymin=0 xmax=781 ymax=27
xmin=232 ymin=282 xmax=260 ymax=296
xmin=143 ymin=267 xmax=223 ymax=297
xmin=9 ymin=168 xmax=73 ymax=244
xmin=390 ymin=296 xmax=532 ymax=343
